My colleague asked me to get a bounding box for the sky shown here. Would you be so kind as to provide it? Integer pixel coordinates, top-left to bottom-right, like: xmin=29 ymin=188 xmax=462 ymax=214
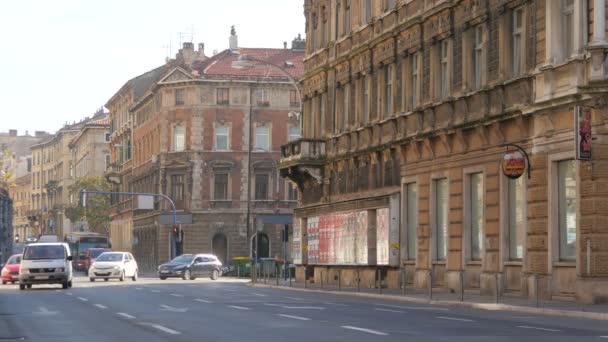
xmin=0 ymin=0 xmax=305 ymax=135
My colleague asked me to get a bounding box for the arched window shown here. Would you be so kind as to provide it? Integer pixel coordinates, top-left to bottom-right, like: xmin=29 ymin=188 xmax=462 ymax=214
xmin=212 ymin=233 xmax=228 ymax=265
xmin=252 ymin=233 xmax=270 ymax=259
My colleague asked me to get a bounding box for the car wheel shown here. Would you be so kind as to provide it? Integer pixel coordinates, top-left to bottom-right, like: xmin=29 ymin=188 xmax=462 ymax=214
xmin=132 ymin=270 xmax=138 ymax=281
xmin=160 ymin=277 xmax=167 ymax=280
xmin=182 ymin=269 xmax=191 ymax=281
xmin=119 ymin=271 xmax=125 ymax=282
xmin=2 ymin=280 xmax=6 ymax=285
xmin=90 ymin=278 xmax=95 ymax=282
xmin=62 ymin=282 xmax=68 ymax=289
xmin=26 ymin=284 xmax=32 ymax=289
xmin=11 ymin=281 xmax=15 ymax=284
xmin=68 ymin=281 xmax=72 ymax=288
xmin=19 ymin=284 xmax=25 ymax=290
xmin=211 ymin=269 xmax=219 ymax=280
xmin=104 ymin=278 xmax=109 ymax=282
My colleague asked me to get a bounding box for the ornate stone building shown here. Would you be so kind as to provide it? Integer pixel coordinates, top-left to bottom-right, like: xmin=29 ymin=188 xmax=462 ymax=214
xmin=109 ymin=34 xmax=304 ymax=271
xmin=281 ymin=0 xmax=608 ymax=303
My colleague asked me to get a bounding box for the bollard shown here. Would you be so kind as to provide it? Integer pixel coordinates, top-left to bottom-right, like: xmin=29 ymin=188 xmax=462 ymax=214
xmin=276 ymin=264 xmax=279 ymax=286
xmin=428 ymin=270 xmax=433 ymax=301
xmin=494 ymin=273 xmax=499 ymax=304
xmin=237 ymin=265 xmax=240 ymax=278
xmin=460 ymin=271 xmax=465 ymax=302
xmin=356 ymin=269 xmax=361 ymax=292
xmin=338 ymin=270 xmax=341 ymax=292
xmin=401 ymin=268 xmax=406 ymax=296
xmin=535 ymin=274 xmax=540 ymax=308
xmin=320 ymin=271 xmax=324 ymax=288
xmin=289 ymin=269 xmax=292 ymax=287
xmin=304 ymin=266 xmax=308 ymax=288
xmin=378 ymin=269 xmax=383 ymax=294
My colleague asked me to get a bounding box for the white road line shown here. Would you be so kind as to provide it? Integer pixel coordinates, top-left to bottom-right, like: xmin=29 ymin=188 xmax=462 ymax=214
xmin=341 ymin=325 xmax=388 ymax=336
xmin=599 ymin=336 xmax=608 ymax=338
xmin=147 ymin=324 xmax=181 ymax=335
xmin=94 ymin=304 xmax=107 ymax=309
xmin=228 ymin=305 xmax=251 ymax=310
xmin=66 ymin=292 xmax=73 ymax=296
xmin=376 ymin=303 xmax=448 ymax=311
xmin=286 ymin=297 xmax=304 ymax=301
xmin=375 ymin=308 xmax=405 ymax=313
xmin=135 ymin=287 xmax=143 ymax=290
xmin=250 ymin=293 xmax=267 ymax=297
xmin=278 ymin=314 xmax=311 ymax=321
xmin=516 ymin=325 xmax=561 ymax=332
xmin=117 ymin=312 xmax=136 ymax=319
xmin=151 ymin=290 xmax=161 ymax=293
xmin=437 ymin=316 xmax=475 ymax=322
xmin=323 ymin=302 xmax=349 ymax=306
xmin=195 ymin=299 xmax=212 ymax=303
xmin=77 ymin=297 xmax=88 ymax=302
xmin=170 ymin=293 xmax=183 ymax=297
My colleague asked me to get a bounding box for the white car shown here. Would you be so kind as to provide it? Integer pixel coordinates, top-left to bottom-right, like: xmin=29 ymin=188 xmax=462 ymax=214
xmin=88 ymin=252 xmax=138 ymax=282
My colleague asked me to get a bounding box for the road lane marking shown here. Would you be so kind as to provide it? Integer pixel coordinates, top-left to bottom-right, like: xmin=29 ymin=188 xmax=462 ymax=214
xmin=160 ymin=304 xmax=188 ymax=313
xmin=77 ymin=297 xmax=88 ymax=302
xmin=278 ymin=314 xmax=311 ymax=321
xmin=437 ymin=316 xmax=475 ymax=322
xmin=195 ymin=299 xmax=212 ymax=303
xmin=250 ymin=292 xmax=267 ymax=297
xmin=151 ymin=290 xmax=161 ymax=293
xmin=323 ymin=302 xmax=349 ymax=306
xmin=117 ymin=312 xmax=136 ymax=319
xmin=376 ymin=303 xmax=448 ymax=311
xmin=516 ymin=325 xmax=561 ymax=332
xmin=375 ymin=308 xmax=405 ymax=313
xmin=33 ymin=307 xmax=58 ymax=316
xmin=284 ymin=306 xmax=325 ymax=310
xmin=94 ymin=304 xmax=107 ymax=309
xmin=66 ymin=292 xmax=73 ymax=296
xmin=170 ymin=293 xmax=183 ymax=297
xmin=135 ymin=287 xmax=143 ymax=290
xmin=228 ymin=305 xmax=251 ymax=310
xmin=286 ymin=297 xmax=304 ymax=301
xmin=143 ymin=323 xmax=181 ymax=335
xmin=341 ymin=325 xmax=388 ymax=336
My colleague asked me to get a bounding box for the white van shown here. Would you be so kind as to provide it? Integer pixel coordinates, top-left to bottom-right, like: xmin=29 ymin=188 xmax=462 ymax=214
xmin=19 ymin=243 xmax=73 ymax=290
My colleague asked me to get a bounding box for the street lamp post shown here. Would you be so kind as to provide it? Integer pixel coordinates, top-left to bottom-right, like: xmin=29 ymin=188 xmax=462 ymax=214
xmin=233 ymin=53 xmax=302 ymax=284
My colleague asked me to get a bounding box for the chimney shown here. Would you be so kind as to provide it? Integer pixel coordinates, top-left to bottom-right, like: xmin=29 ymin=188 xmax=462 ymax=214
xmin=198 ymin=43 xmax=205 ymax=56
xmin=283 ymin=41 xmax=287 ymax=49
xmin=179 ymin=42 xmax=195 ymax=65
xmin=229 ymin=25 xmax=238 ymax=50
xmin=291 ymin=33 xmax=306 ymax=51
xmin=25 ymin=130 xmax=29 ymax=136
xmin=9 ymin=129 xmax=17 ymax=137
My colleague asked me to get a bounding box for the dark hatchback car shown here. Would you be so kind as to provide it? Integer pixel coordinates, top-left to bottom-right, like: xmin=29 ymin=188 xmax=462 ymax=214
xmin=157 ymin=254 xmax=222 ymax=280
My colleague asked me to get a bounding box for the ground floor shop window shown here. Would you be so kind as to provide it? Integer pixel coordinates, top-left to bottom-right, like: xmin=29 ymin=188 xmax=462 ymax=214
xmin=558 ymin=160 xmax=576 ymax=261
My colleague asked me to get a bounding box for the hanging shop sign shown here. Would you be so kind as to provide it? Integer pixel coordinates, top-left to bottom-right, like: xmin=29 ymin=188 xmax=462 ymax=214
xmin=575 ymin=106 xmax=592 ymax=160
xmin=502 ymin=149 xmax=527 ymax=179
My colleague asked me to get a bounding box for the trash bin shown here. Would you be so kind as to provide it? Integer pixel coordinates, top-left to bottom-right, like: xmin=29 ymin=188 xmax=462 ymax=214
xmin=230 ymin=256 xmax=252 ymax=277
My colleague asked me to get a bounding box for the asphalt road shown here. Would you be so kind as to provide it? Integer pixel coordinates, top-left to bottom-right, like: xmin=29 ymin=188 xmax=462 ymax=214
xmin=1 ymin=276 xmax=608 ymax=342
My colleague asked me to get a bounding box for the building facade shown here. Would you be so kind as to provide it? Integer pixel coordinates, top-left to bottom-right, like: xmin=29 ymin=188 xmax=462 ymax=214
xmin=11 ymin=173 xmax=32 ymax=242
xmin=70 ymin=115 xmax=111 ymax=180
xmin=120 ymin=34 xmax=304 ymax=271
xmin=281 ymin=0 xmax=608 ymax=303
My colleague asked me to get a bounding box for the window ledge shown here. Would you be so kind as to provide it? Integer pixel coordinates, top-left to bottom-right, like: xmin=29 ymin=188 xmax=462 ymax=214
xmin=553 ymin=261 xmax=576 ymax=267
xmin=402 ymin=260 xmax=416 ymax=265
xmin=504 ymin=261 xmax=523 ymax=266
xmin=432 ymin=261 xmax=446 ymax=265
xmin=466 ymin=260 xmax=482 ymax=266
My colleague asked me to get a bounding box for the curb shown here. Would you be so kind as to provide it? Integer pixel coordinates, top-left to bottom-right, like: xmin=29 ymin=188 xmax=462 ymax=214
xmin=248 ymin=283 xmax=608 ymax=321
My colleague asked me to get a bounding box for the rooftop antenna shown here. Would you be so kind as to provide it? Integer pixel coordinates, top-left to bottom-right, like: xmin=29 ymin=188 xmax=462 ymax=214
xmin=188 ymin=24 xmax=197 ymax=43
xmin=162 ymin=40 xmax=172 ymax=60
xmin=177 ymin=32 xmax=188 ymax=46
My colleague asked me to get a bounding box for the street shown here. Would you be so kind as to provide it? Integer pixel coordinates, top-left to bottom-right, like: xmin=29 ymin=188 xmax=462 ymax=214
xmin=0 ymin=277 xmax=607 ymax=341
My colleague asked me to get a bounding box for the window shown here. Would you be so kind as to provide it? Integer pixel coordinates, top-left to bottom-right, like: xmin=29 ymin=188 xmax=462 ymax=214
xmin=512 ymin=8 xmax=523 ymax=77
xmin=214 ymin=173 xmax=228 ymax=200
xmin=105 ymin=132 xmax=110 ymax=142
xmin=288 ymin=126 xmax=301 ymax=142
xmin=254 ymin=125 xmax=270 ymax=151
xmin=344 ymin=1 xmax=351 ymax=34
xmin=558 ymin=160 xmax=576 ymax=260
xmin=289 ymin=90 xmax=300 ymax=107
xmin=217 ymin=88 xmax=229 ymax=105
xmin=173 ymin=125 xmax=185 ymax=152
xmin=433 ymin=178 xmax=448 ymax=261
xmin=287 ymin=181 xmax=298 ymax=201
xmin=561 ymin=0 xmax=574 ymax=60
xmin=364 ymin=0 xmax=372 ymax=24
xmin=105 ymin=154 xmax=110 ymax=171
xmin=175 ymin=89 xmax=185 ymax=106
xmin=215 ymin=125 xmax=229 ymax=150
xmin=467 ymin=173 xmax=484 ymax=261
xmin=343 ymin=84 xmax=350 ymax=129
xmin=439 ymin=40 xmax=449 ymax=99
xmin=384 ymin=65 xmax=393 ymax=117
xmin=473 ymin=25 xmax=484 ymax=89
xmin=362 ymin=76 xmax=369 ymax=124
xmin=170 ymin=175 xmax=184 ymax=201
xmin=256 ymin=89 xmax=269 ymax=106
xmin=255 ymin=174 xmax=269 ymax=200
xmin=411 ymin=53 xmax=419 ymax=108
xmin=507 ymin=176 xmax=525 ymax=260
xmin=405 ymin=183 xmax=418 ymax=260
xmin=386 ymin=0 xmax=397 ymax=11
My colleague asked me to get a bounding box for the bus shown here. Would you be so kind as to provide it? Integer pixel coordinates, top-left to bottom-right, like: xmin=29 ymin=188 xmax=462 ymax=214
xmin=64 ymin=232 xmax=111 ymax=271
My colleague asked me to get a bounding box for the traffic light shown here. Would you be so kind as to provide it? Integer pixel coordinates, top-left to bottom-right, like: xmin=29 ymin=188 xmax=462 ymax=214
xmin=172 ymin=225 xmax=182 ymax=242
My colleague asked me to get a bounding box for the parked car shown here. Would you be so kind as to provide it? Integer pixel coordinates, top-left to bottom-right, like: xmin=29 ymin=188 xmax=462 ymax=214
xmin=84 ymin=248 xmax=111 ymax=273
xmin=1 ymin=254 xmax=22 ymax=284
xmin=157 ymin=254 xmax=222 ymax=280
xmin=19 ymin=242 xmax=73 ymax=290
xmin=88 ymin=252 xmax=138 ymax=282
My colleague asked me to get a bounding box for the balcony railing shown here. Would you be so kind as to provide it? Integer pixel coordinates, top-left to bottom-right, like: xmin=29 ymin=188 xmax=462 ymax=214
xmin=280 ymin=138 xmax=326 ymax=166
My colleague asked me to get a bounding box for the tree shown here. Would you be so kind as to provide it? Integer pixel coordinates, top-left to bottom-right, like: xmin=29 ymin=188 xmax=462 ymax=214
xmin=0 ymin=145 xmax=15 ymax=190
xmin=65 ymin=177 xmax=111 ymax=234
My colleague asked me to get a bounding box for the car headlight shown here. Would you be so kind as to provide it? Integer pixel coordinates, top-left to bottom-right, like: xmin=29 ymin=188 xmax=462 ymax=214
xmin=113 ymin=265 xmax=120 ymax=270
xmin=55 ymin=268 xmax=65 ymax=272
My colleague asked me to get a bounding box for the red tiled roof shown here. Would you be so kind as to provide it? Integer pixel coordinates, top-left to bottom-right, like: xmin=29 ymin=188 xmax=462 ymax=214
xmin=195 ymin=48 xmax=305 ymax=80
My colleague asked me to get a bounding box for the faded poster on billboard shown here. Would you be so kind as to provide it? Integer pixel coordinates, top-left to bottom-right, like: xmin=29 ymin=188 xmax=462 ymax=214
xmin=575 ymin=106 xmax=592 ymax=160
xmin=292 ymin=218 xmax=302 ymax=264
xmin=376 ymin=208 xmax=390 ymax=265
xmin=307 ymin=216 xmax=319 ymax=264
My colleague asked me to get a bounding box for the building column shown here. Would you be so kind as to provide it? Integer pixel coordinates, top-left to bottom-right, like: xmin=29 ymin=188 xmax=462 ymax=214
xmin=590 ymin=0 xmax=608 ymax=81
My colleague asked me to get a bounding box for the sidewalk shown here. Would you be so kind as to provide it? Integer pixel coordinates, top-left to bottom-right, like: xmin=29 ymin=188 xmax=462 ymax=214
xmin=247 ymin=277 xmax=608 ymax=321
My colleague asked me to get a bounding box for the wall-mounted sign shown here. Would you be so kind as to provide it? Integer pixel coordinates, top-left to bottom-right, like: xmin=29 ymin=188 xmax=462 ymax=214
xmin=502 ymin=149 xmax=526 ymax=179
xmin=575 ymin=106 xmax=592 ymax=160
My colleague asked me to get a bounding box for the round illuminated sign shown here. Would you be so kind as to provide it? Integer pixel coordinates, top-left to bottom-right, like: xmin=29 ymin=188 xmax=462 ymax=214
xmin=502 ymin=149 xmax=526 ymax=179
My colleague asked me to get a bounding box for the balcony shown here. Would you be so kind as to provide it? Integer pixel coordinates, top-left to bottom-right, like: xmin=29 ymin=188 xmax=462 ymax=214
xmin=279 ymin=139 xmax=326 ymax=190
